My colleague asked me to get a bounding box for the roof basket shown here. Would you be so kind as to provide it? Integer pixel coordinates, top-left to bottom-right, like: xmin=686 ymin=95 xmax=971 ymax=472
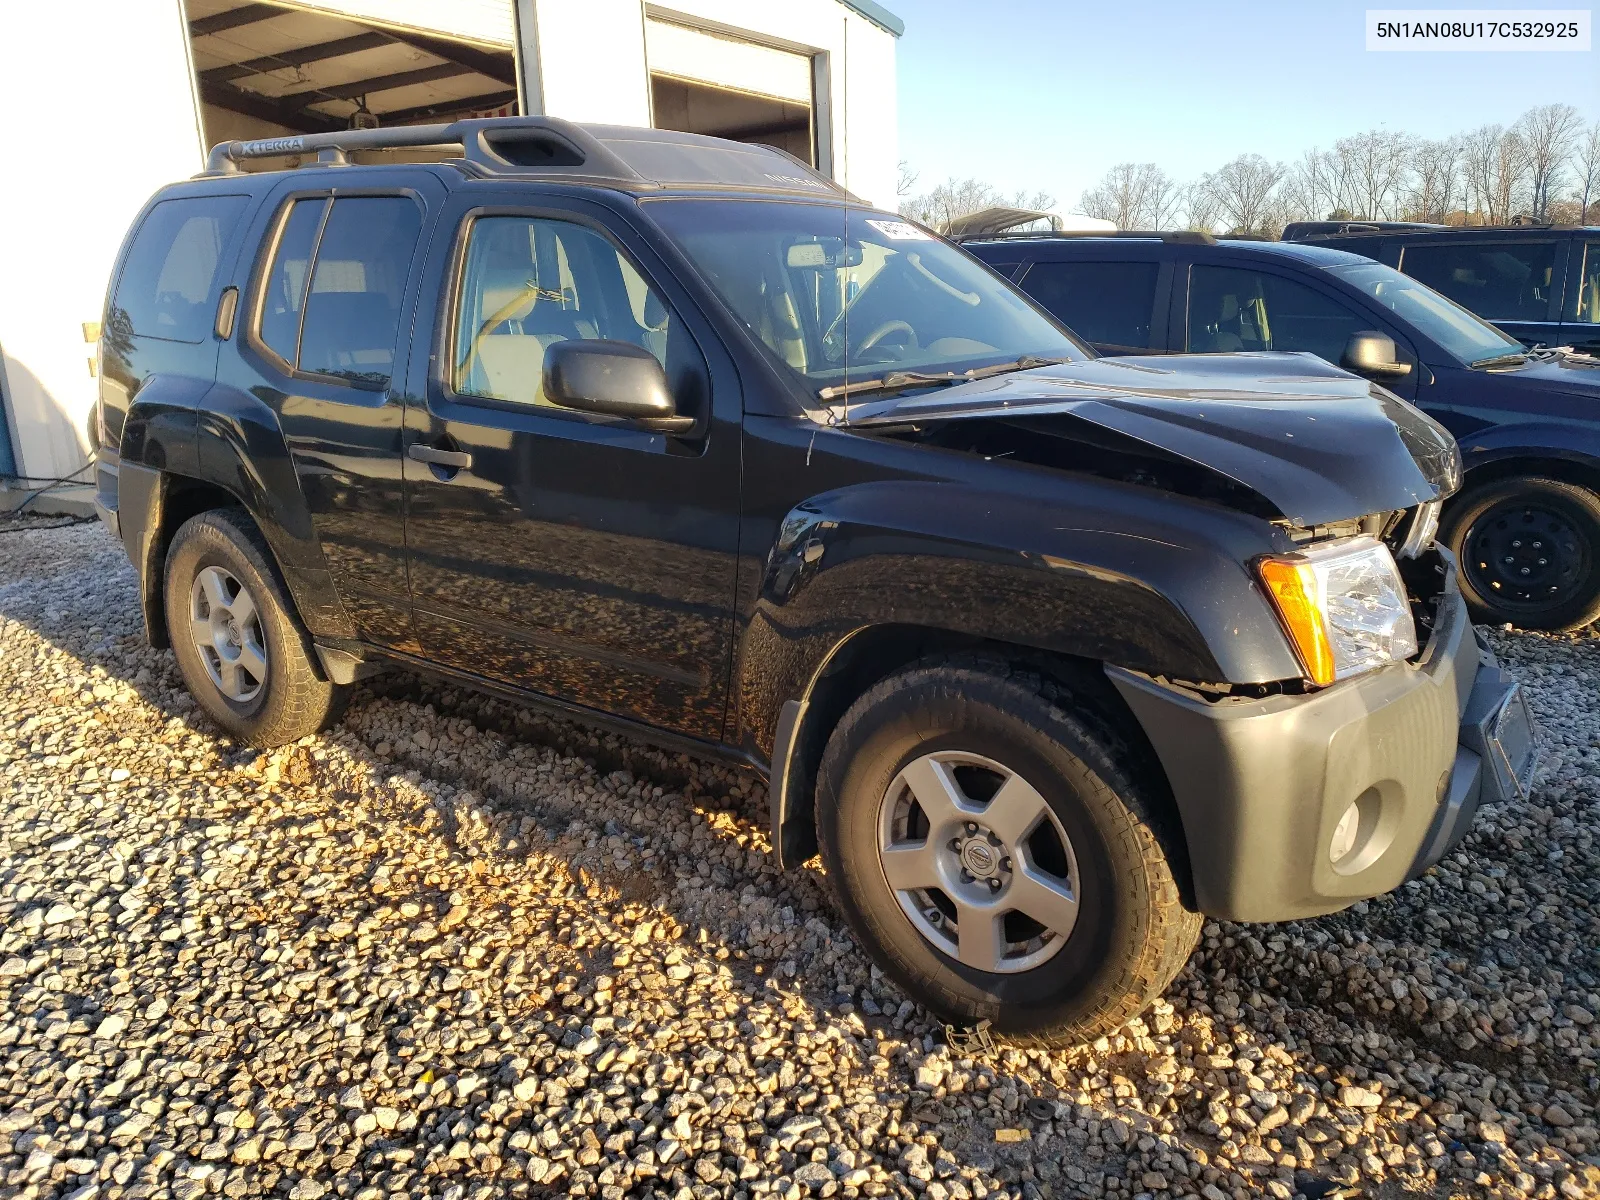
xmin=202 ymin=116 xmax=647 ymax=182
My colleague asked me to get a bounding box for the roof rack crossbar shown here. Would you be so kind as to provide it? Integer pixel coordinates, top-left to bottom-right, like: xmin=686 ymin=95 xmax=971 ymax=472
xmin=202 ymin=116 xmax=647 ymax=183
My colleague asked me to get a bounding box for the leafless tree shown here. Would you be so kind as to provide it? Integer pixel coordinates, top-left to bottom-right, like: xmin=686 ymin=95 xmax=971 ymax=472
xmin=1195 ymin=154 xmax=1287 ymax=235
xmin=1516 ymin=103 xmax=1584 ymax=219
xmin=897 ymin=160 xmax=919 ymax=202
xmin=1079 ymin=163 xmax=1182 ymax=229
xmin=1280 ymin=148 xmax=1343 ymax=224
xmin=1182 ymin=181 xmax=1224 ymax=233
xmin=1462 ymin=124 xmax=1531 ymax=224
xmin=1404 ymin=137 xmax=1462 ymax=223
xmin=1576 ymin=121 xmax=1600 ymax=223
xmin=1330 ymin=128 xmax=1412 ymax=220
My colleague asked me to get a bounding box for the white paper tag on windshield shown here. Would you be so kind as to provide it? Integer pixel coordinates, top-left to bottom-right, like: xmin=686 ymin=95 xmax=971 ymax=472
xmin=865 ymin=219 xmax=932 ymax=241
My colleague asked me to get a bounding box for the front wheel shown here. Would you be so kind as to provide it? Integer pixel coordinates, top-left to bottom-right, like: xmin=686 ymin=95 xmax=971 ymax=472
xmin=1442 ymin=476 xmax=1600 ymax=631
xmin=815 ymin=661 xmax=1200 ymax=1047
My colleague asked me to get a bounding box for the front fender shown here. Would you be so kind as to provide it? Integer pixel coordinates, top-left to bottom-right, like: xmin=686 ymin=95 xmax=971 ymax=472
xmin=737 ymin=478 xmax=1301 ymax=764
xmin=1456 ymin=420 xmax=1600 ymax=479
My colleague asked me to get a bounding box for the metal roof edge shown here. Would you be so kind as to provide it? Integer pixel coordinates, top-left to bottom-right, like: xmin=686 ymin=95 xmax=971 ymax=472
xmin=840 ymin=0 xmax=905 ymax=36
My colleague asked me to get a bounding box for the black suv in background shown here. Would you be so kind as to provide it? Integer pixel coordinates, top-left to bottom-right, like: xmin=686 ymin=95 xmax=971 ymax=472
xmin=968 ymin=232 xmax=1600 ymax=630
xmin=94 ymin=119 xmax=1533 ymax=1044
xmin=1283 ymin=222 xmax=1600 ymax=355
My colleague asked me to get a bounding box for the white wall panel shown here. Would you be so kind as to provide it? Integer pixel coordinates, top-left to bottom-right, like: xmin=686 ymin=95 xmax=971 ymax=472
xmin=0 ymin=0 xmax=207 ymax=480
xmin=525 ymin=0 xmax=651 ymax=125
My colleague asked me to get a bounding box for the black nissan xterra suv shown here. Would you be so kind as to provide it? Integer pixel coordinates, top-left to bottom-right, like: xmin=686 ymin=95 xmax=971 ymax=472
xmin=94 ymin=118 xmax=1536 ymax=1045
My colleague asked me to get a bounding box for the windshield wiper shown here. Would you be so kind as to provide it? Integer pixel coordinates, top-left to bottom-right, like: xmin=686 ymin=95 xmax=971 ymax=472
xmin=818 ymin=355 xmax=1069 ymax=401
xmin=1469 ymin=351 xmax=1532 ymax=370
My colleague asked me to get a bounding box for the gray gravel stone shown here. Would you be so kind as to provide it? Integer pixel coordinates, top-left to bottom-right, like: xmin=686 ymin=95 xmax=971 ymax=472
xmin=0 ymin=517 xmax=1596 ymax=1200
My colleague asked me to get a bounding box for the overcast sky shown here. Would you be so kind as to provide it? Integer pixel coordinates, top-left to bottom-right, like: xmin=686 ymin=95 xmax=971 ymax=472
xmin=891 ymin=0 xmax=1600 ymax=211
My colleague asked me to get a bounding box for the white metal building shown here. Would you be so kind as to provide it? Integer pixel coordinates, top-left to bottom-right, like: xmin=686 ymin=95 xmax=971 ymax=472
xmin=0 ymin=0 xmax=902 ymax=485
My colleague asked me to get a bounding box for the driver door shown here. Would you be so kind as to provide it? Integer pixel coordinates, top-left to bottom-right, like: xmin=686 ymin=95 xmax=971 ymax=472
xmin=399 ymin=193 xmax=743 ymax=741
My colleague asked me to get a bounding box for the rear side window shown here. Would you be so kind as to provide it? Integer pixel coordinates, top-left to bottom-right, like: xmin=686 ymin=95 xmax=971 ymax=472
xmin=1399 ymin=241 xmax=1557 ymax=323
xmin=1020 ymin=260 xmax=1160 ymax=350
xmin=112 ymin=195 xmax=247 ymax=343
xmin=256 ymin=195 xmax=423 ymax=387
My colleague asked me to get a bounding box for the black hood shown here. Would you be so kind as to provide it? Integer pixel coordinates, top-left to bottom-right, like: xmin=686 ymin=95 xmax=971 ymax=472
xmin=848 ymin=352 xmax=1461 ymax=526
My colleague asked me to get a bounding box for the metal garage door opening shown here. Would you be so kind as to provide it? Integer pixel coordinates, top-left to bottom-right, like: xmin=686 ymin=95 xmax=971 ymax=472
xmin=183 ymin=0 xmax=519 ymax=167
xmin=651 ymin=77 xmax=812 ymax=165
xmin=644 ymin=18 xmax=820 ymax=168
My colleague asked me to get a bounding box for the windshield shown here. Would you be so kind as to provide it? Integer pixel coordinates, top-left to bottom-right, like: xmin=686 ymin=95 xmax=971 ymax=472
xmin=1325 ymin=261 xmax=1524 ymax=366
xmin=644 ymin=199 xmax=1086 ymax=397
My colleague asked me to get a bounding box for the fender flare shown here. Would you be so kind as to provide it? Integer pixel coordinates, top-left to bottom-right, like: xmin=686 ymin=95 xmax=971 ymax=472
xmin=119 ymin=380 xmax=355 ymax=645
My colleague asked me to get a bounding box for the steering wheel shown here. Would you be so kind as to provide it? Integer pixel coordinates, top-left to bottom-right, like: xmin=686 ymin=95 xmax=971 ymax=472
xmin=858 ymin=319 xmax=916 ymax=353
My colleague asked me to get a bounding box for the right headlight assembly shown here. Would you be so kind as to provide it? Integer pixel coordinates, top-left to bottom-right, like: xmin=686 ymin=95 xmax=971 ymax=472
xmin=1257 ymin=536 xmax=1419 ymax=686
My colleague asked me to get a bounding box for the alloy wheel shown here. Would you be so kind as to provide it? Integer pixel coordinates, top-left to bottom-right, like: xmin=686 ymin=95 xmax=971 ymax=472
xmin=876 ymin=750 xmax=1080 ymax=974
xmin=189 ymin=565 xmax=268 ymax=703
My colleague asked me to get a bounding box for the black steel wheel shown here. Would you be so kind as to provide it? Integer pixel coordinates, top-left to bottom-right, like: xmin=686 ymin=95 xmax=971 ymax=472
xmin=1443 ymin=476 xmax=1600 ymax=631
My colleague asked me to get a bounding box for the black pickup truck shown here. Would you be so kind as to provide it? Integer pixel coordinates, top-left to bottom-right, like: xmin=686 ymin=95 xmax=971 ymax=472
xmin=94 ymin=118 xmax=1534 ymax=1045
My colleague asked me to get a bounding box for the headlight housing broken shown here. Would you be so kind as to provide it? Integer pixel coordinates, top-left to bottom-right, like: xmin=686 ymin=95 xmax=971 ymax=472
xmin=1258 ymin=536 xmax=1419 ymax=686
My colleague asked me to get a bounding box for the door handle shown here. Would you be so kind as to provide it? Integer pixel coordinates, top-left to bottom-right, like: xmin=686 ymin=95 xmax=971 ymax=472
xmin=408 ymin=443 xmax=473 ymax=470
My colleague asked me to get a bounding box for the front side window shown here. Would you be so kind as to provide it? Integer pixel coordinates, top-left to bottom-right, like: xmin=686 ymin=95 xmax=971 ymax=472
xmin=1325 ymin=261 xmax=1523 ymax=365
xmin=643 ymin=200 xmax=1085 ymax=396
xmin=113 ymin=195 xmax=248 ymax=343
xmin=1021 ymin=260 xmax=1159 ymax=350
xmin=1188 ymin=265 xmax=1368 ymax=363
xmin=1399 ymin=240 xmax=1557 ymax=323
xmin=256 ymin=195 xmax=422 ymax=387
xmin=452 ymin=216 xmax=674 ymax=409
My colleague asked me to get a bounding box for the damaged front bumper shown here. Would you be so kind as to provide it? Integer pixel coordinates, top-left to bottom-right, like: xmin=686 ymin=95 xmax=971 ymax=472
xmin=1107 ymin=559 xmax=1537 ymax=923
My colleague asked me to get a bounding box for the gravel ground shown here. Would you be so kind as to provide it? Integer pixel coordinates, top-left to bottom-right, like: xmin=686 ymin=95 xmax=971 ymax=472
xmin=0 ymin=516 xmax=1597 ymax=1200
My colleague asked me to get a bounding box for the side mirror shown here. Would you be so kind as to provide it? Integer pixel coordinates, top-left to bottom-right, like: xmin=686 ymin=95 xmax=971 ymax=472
xmin=1341 ymin=331 xmax=1413 ymax=380
xmin=543 ymin=339 xmax=694 ymax=434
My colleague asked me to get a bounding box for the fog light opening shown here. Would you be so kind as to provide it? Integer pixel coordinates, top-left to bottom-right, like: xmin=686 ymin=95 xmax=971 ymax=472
xmin=1329 ymin=787 xmax=1393 ymax=876
xmin=1330 ymin=801 xmax=1361 ymax=865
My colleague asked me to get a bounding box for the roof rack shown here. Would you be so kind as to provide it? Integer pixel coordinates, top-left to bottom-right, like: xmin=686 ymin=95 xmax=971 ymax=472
xmin=203 ymin=117 xmax=639 ymax=180
xmin=956 ymin=229 xmax=1218 ymax=245
xmin=200 ymin=116 xmax=850 ymax=197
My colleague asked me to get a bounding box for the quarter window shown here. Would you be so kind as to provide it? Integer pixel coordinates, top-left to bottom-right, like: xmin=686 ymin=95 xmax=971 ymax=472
xmin=1572 ymin=242 xmax=1600 ymax=325
xmin=1021 ymin=260 xmax=1160 ymax=350
xmin=1188 ymin=265 xmax=1369 ymax=363
xmin=1399 ymin=241 xmax=1558 ymax=323
xmin=452 ymin=216 xmax=674 ymax=409
xmin=112 ymin=195 xmax=248 ymax=343
xmin=256 ymin=195 xmax=422 ymax=387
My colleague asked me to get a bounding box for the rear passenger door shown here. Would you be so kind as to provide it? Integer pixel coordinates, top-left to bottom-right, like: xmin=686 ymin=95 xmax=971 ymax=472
xmin=1014 ymin=255 xmax=1170 ymax=354
xmin=225 ymin=176 xmax=442 ymax=650
xmin=1397 ymin=238 xmax=1566 ymax=349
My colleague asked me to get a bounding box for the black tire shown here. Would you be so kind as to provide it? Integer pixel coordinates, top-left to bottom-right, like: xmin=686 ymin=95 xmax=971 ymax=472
xmin=164 ymin=508 xmax=345 ymax=747
xmin=1442 ymin=476 xmax=1600 ymax=632
xmin=815 ymin=660 xmax=1200 ymax=1047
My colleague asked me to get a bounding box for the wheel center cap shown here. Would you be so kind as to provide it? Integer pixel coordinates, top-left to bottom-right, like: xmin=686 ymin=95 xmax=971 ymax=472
xmin=961 ymin=840 xmax=999 ymax=878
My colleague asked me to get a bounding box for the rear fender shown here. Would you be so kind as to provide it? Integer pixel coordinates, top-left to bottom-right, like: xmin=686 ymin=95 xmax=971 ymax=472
xmin=120 ymin=381 xmax=354 ymax=643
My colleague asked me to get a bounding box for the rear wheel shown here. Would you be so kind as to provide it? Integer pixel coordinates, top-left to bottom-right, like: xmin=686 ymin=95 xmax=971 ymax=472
xmin=1443 ymin=476 xmax=1600 ymax=631
xmin=165 ymin=508 xmax=345 ymax=747
xmin=815 ymin=660 xmax=1200 ymax=1046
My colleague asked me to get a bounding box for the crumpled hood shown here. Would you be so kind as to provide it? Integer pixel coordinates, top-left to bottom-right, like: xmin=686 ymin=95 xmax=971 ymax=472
xmin=851 ymin=352 xmax=1461 ymax=526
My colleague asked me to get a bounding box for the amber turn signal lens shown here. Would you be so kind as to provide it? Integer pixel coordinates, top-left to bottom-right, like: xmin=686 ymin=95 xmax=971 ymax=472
xmin=1258 ymin=557 xmax=1336 ymax=686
